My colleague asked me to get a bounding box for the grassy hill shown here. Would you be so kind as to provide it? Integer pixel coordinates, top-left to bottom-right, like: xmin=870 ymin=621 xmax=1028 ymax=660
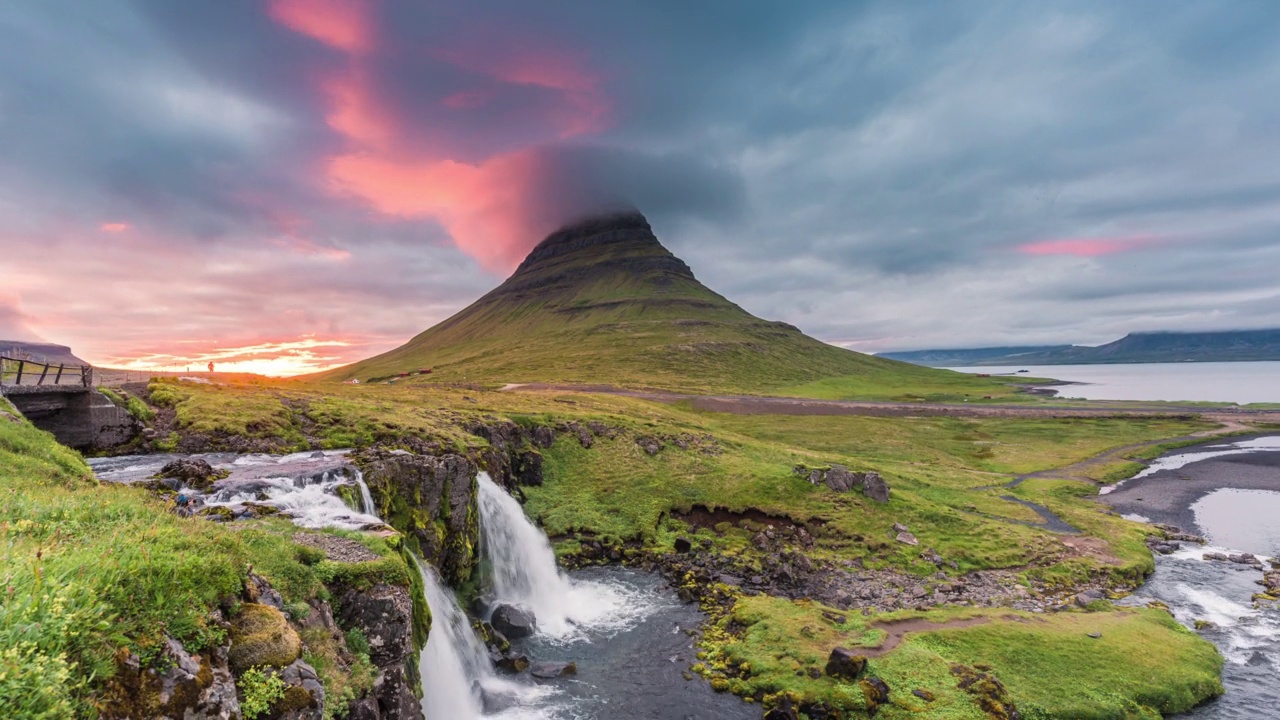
xmin=325 ymin=213 xmax=1020 ymax=401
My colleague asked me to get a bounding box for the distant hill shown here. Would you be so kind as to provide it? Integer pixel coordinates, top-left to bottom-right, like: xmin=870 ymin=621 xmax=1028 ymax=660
xmin=883 ymin=329 xmax=1280 ymax=367
xmin=324 ymin=212 xmax=978 ymax=395
xmin=0 ymin=340 xmax=88 ymax=366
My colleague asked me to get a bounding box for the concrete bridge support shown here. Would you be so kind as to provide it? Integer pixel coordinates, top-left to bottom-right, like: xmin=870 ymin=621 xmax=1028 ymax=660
xmin=3 ymin=386 xmax=139 ymax=449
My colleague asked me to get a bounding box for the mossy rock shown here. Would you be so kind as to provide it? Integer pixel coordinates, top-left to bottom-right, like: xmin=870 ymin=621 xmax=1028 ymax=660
xmin=228 ymin=603 xmax=301 ymax=673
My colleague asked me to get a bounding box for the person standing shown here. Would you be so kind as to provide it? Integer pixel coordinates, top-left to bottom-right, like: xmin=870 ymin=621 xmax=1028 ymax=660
xmin=207 ymin=361 xmax=214 ymax=373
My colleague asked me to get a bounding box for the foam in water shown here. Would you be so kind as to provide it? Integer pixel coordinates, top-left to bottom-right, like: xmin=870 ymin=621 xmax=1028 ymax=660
xmin=203 ymin=470 xmax=380 ymax=530
xmin=477 ymin=473 xmax=660 ymax=641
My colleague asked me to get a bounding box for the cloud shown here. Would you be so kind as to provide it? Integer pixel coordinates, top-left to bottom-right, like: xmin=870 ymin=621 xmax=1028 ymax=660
xmin=0 ymin=0 xmax=1278 ymax=369
xmin=1018 ymin=236 xmax=1157 ymax=257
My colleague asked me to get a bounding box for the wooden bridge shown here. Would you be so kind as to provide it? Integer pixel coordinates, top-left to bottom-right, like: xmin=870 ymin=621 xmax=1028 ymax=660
xmin=1 ymin=356 xmax=136 ymax=449
xmin=0 ymin=355 xmax=94 ymax=390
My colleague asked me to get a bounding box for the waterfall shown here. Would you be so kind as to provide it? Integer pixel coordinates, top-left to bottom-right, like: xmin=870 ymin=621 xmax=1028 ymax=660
xmin=477 ymin=473 xmax=652 ymax=640
xmin=412 ymin=555 xmax=491 ymax=719
xmin=354 ymin=471 xmax=377 ymax=516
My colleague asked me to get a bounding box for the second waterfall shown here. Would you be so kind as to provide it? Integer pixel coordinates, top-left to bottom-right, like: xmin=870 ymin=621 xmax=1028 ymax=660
xmin=477 ymin=473 xmax=652 ymax=640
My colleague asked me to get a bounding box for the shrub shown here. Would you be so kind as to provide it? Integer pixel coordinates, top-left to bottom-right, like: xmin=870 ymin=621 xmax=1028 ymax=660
xmin=237 ymin=666 xmax=286 ymax=719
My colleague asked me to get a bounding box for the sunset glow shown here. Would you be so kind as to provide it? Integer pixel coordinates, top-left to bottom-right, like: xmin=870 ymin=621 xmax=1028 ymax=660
xmin=1017 ymin=236 xmax=1156 ymax=257
xmin=108 ymin=338 xmax=358 ymax=377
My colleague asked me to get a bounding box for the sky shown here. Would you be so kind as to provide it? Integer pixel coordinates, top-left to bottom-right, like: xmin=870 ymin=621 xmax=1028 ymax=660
xmin=3 ymin=1 xmax=1280 ymax=375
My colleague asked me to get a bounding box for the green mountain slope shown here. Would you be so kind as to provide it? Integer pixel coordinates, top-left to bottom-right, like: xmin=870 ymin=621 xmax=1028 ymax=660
xmin=326 ymin=213 xmax=1013 ymax=399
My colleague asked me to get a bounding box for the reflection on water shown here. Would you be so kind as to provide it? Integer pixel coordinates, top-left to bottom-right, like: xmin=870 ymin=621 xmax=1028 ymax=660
xmin=947 ymin=361 xmax=1280 ymax=404
xmin=1192 ymin=489 xmax=1280 ymax=557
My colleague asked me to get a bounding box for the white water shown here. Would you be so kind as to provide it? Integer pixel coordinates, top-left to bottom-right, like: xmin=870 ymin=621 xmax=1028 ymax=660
xmin=355 ymin=475 xmax=378 ymax=517
xmin=477 ymin=474 xmax=660 ymax=641
xmin=203 ymin=469 xmax=383 ymax=530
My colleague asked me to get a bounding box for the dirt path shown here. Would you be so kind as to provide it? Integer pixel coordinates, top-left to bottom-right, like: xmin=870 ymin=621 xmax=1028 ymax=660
xmin=852 ymin=616 xmax=1001 ymax=657
xmin=504 ymin=384 xmax=1280 ymax=422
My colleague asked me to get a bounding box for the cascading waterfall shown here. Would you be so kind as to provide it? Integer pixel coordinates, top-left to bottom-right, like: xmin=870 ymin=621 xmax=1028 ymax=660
xmin=412 ymin=555 xmax=490 ymax=719
xmin=203 ymin=469 xmax=382 ymax=530
xmin=354 ymin=472 xmax=377 ymax=517
xmin=477 ymin=473 xmax=653 ymax=640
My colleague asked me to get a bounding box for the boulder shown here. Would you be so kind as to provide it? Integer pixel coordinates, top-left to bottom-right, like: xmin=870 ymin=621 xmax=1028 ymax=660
xmin=1073 ymin=589 xmax=1106 ymax=608
xmin=896 ymin=531 xmax=919 ymax=546
xmin=530 ymin=661 xmax=577 ymax=679
xmin=498 ymin=652 xmax=531 ymax=673
xmin=227 ymin=603 xmax=301 ymax=673
xmin=273 ymin=658 xmax=326 ymax=720
xmin=491 ymin=604 xmax=536 ymax=639
xmin=155 ymin=458 xmax=225 ymax=491
xmin=863 ymin=473 xmax=890 ymax=503
xmin=99 ymin=635 xmax=242 ymax=720
xmin=823 ymin=465 xmax=861 ymax=493
xmin=763 ymin=695 xmax=799 ymax=720
xmin=860 ymin=677 xmax=891 ymax=716
xmin=674 ymin=536 xmax=693 ymax=553
xmin=825 ymin=648 xmax=867 ymax=680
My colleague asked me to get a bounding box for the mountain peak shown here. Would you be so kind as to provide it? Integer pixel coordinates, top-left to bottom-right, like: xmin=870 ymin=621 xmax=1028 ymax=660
xmin=327 ymin=210 xmax=924 ymax=392
xmin=510 ymin=211 xmax=695 ymax=284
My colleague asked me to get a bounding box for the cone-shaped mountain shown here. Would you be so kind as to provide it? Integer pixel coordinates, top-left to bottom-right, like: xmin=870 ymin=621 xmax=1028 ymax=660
xmin=329 ymin=212 xmax=956 ymax=394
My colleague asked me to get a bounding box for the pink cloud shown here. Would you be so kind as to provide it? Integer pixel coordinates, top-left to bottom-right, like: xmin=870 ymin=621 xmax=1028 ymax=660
xmin=1017 ymin=236 xmax=1156 ymax=257
xmin=100 ymin=222 xmax=128 ymax=233
xmin=268 ymin=0 xmax=373 ymax=54
xmin=266 ymin=6 xmax=614 ymax=273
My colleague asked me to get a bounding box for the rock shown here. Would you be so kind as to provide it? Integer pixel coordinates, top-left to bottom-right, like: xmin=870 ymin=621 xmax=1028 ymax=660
xmin=245 ymin=573 xmax=285 ymax=610
xmin=763 ymin=695 xmax=799 ymax=720
xmin=824 ymin=465 xmax=860 ymax=492
xmin=155 ymin=458 xmax=226 ymax=491
xmin=951 ymin=664 xmax=1020 ymax=720
xmin=227 ymin=603 xmax=301 ymax=673
xmin=530 ymin=661 xmax=577 ymax=679
xmin=862 ymin=472 xmax=890 ymax=503
xmin=892 ymin=522 xmax=910 ymax=533
xmin=354 ymin=450 xmax=478 ymax=584
xmin=1194 ymin=619 xmax=1217 ymax=630
xmin=636 ymin=435 xmax=662 ymax=455
xmin=674 ymin=536 xmax=693 ymax=553
xmin=498 ymin=652 xmax=530 ymax=672
xmin=491 ymin=604 xmax=536 ymax=639
xmin=1087 ymin=632 xmax=1102 ymax=639
xmin=896 ymin=531 xmax=919 ymax=546
xmin=275 ymin=658 xmax=325 ymax=719
xmin=912 ymin=688 xmax=936 ymax=702
xmin=1203 ymin=552 xmax=1229 ymax=562
xmin=921 ymin=548 xmax=944 ymax=566
xmin=99 ymin=635 xmax=242 ymax=719
xmin=860 ymin=677 xmax=891 ymax=716
xmin=825 ymin=648 xmax=867 ymax=680
xmin=335 ymin=583 xmax=420 ymax=718
xmin=347 ymin=697 xmax=380 ymax=720
xmin=1073 ymin=589 xmax=1106 ymax=608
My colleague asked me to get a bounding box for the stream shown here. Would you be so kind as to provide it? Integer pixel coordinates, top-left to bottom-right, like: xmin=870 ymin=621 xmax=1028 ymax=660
xmin=1104 ymin=436 xmax=1280 ymax=718
xmin=89 ymin=453 xmax=754 ymax=720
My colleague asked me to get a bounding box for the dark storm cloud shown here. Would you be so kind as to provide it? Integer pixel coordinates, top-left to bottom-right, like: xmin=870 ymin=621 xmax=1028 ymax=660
xmin=1 ymin=0 xmax=1279 ymax=368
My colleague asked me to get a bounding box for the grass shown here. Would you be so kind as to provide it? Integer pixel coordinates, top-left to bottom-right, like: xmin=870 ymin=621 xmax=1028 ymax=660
xmin=0 ymin=407 xmax=409 ymax=714
xmin=701 ymin=594 xmax=1222 ymax=719
xmin=68 ymin=376 xmax=1242 ymax=717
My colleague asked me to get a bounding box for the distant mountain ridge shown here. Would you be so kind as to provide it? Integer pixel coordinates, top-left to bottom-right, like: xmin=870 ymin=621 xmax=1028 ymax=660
xmin=0 ymin=340 xmax=88 ymax=366
xmin=325 ymin=211 xmax=967 ymax=394
xmin=883 ymin=329 xmax=1280 ymax=366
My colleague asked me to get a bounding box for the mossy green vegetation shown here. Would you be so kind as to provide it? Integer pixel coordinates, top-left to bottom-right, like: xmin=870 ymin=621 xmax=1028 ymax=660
xmin=0 ymin=408 xmax=409 ymax=714
xmin=701 ymin=594 xmax=1222 ymax=719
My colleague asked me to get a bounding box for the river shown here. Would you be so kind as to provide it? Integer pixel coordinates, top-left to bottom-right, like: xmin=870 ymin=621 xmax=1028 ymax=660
xmin=1103 ymin=436 xmax=1280 ymax=718
xmin=947 ymin=361 xmax=1280 ymax=404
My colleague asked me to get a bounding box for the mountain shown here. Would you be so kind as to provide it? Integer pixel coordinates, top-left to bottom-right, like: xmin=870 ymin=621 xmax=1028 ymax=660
xmin=326 ymin=212 xmax=964 ymax=394
xmin=884 ymin=329 xmax=1280 ymax=367
xmin=880 ymin=346 xmax=1071 ymax=367
xmin=0 ymin=340 xmax=88 ymax=366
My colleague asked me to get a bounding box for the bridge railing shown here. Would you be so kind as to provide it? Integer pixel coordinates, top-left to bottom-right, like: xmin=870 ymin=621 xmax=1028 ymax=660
xmin=0 ymin=356 xmax=93 ymax=388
